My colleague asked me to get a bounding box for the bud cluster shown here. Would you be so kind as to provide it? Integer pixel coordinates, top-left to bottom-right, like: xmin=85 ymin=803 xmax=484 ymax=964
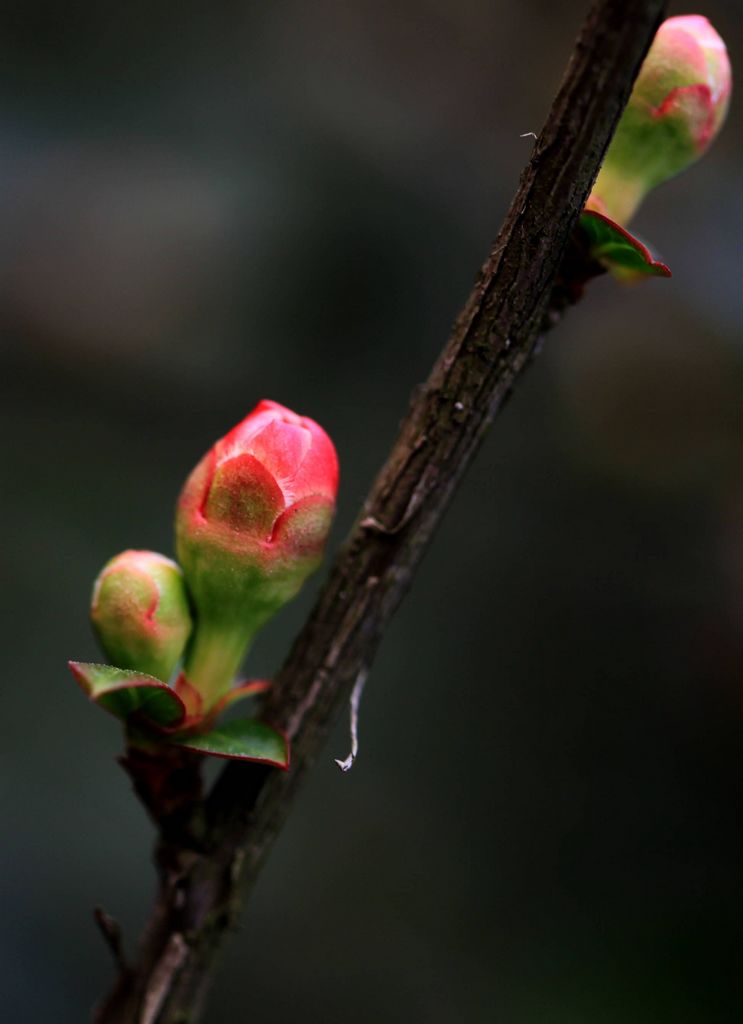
xmin=75 ymin=400 xmax=338 ymax=742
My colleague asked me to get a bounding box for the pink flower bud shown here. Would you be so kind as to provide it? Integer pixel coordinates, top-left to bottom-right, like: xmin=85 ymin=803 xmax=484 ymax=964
xmin=91 ymin=550 xmax=193 ymax=682
xmin=587 ymin=15 xmax=731 ymax=225
xmin=176 ymin=400 xmax=339 ymax=705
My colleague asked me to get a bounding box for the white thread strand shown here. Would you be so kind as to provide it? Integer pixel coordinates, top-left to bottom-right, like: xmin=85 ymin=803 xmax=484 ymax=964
xmin=334 ymin=668 xmax=368 ymax=772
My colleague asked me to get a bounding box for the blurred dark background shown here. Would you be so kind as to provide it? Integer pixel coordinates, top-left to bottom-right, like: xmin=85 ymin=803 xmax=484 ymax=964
xmin=2 ymin=1 xmax=742 ymax=1020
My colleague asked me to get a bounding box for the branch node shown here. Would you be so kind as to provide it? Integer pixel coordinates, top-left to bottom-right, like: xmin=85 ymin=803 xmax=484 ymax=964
xmin=93 ymin=906 xmax=128 ymax=973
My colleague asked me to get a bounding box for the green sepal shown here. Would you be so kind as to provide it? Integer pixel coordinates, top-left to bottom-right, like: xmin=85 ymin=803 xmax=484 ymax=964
xmin=68 ymin=661 xmax=187 ymax=728
xmin=579 ymin=211 xmax=671 ymax=281
xmin=166 ymin=718 xmax=289 ymax=769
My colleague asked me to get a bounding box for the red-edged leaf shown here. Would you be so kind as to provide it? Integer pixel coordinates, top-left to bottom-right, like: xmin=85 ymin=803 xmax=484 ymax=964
xmin=210 ymin=679 xmax=271 ymax=718
xmin=68 ymin=661 xmax=187 ymax=728
xmin=174 ymin=673 xmax=204 ymax=721
xmin=166 ymin=718 xmax=289 ymax=769
xmin=579 ymin=211 xmax=671 ymax=281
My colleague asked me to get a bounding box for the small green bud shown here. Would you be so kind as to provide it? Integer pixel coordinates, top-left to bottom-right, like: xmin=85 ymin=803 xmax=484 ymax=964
xmin=90 ymin=550 xmax=193 ymax=681
xmin=588 ymin=15 xmax=731 ymax=225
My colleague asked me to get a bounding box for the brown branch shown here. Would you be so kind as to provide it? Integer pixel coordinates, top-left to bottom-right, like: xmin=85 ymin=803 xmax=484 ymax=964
xmin=95 ymin=1 xmax=667 ymax=1020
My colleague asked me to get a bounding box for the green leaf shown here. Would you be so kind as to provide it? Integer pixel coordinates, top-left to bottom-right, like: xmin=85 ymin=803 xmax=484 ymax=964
xmin=68 ymin=661 xmax=187 ymax=728
xmin=579 ymin=211 xmax=671 ymax=281
xmin=167 ymin=719 xmax=289 ymax=769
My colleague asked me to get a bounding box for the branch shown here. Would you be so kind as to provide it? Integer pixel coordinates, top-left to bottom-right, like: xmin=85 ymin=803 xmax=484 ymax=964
xmin=95 ymin=1 xmax=667 ymax=1020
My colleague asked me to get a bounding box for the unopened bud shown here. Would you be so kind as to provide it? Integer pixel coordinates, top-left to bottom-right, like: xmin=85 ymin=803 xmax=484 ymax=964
xmin=90 ymin=550 xmax=192 ymax=682
xmin=587 ymin=15 xmax=731 ymax=225
xmin=176 ymin=400 xmax=339 ymax=706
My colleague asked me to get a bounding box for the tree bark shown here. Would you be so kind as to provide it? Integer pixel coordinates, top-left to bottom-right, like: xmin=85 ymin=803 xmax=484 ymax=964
xmin=95 ymin=1 xmax=667 ymax=1020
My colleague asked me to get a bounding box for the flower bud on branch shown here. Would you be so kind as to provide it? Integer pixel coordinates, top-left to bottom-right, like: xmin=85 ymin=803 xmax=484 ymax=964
xmin=91 ymin=550 xmax=192 ymax=682
xmin=587 ymin=15 xmax=731 ymax=225
xmin=176 ymin=400 xmax=339 ymax=707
